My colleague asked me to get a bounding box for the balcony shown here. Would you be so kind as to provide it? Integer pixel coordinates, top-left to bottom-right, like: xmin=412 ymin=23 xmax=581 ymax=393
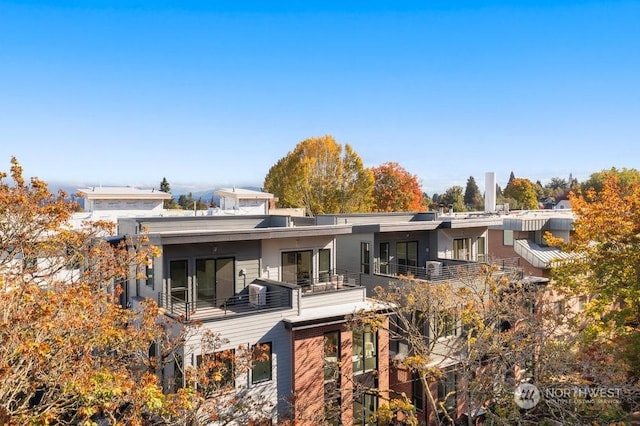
xmin=295 ymin=271 xmax=363 ymax=296
xmin=373 ymin=258 xmax=522 ymax=282
xmin=158 ymin=285 xmax=292 ymax=322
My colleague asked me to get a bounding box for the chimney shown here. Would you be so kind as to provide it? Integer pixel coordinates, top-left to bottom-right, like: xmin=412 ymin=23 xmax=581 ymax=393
xmin=485 ymin=172 xmax=496 ymax=212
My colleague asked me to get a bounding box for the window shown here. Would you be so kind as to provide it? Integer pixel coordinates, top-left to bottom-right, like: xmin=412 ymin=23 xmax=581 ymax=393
xmin=195 ymin=257 xmax=235 ymax=307
xmin=353 ymin=392 xmax=377 ymax=425
xmin=324 ymin=331 xmax=340 ymax=382
xmin=353 ymin=328 xmax=377 ymax=374
xmin=553 ymin=300 xmax=565 ymax=315
xmin=437 ymin=370 xmax=457 ymax=417
xmin=319 ymin=249 xmax=331 ymax=282
xmin=324 ymin=331 xmax=341 ymax=425
xmin=396 ymin=241 xmax=418 ymax=275
xmin=436 ymin=309 xmax=458 ymax=339
xmin=145 ymin=260 xmax=154 ymax=288
xmin=412 ymin=372 xmax=424 ymax=412
xmin=174 ymin=353 xmax=184 ymax=390
xmin=379 ymin=242 xmax=390 ymax=275
xmin=197 ymin=349 xmax=235 ymax=393
xmin=282 ymin=250 xmax=313 ymax=285
xmin=251 ymin=342 xmax=272 ymax=384
xmin=578 ymin=295 xmax=588 ymax=311
xmin=453 ymin=238 xmax=470 ymax=260
xmin=477 ymin=236 xmax=486 ymax=262
xmin=169 ymin=259 xmax=188 ymax=301
xmin=360 ymin=243 xmax=370 ymax=274
xmin=503 ymin=230 xmax=514 ymax=246
xmin=23 ymin=254 xmax=37 ymax=272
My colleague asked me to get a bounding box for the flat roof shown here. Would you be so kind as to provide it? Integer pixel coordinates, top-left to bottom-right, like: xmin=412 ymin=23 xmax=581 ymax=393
xmin=77 ymin=187 xmax=172 ymax=200
xmin=216 ymin=188 xmax=275 ymax=199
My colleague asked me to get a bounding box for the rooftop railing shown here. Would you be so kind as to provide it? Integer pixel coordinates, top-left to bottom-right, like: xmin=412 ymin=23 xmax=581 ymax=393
xmin=158 ymin=287 xmax=292 ymax=321
xmin=295 ymin=270 xmax=363 ymax=296
xmin=373 ymin=258 xmax=522 ymax=282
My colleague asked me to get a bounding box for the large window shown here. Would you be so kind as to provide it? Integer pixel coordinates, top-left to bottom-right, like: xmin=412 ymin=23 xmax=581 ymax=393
xmin=436 ymin=308 xmax=458 ymax=339
xmin=379 ymin=242 xmax=390 ymax=275
xmin=319 ymin=249 xmax=331 ymax=282
xmin=193 ymin=257 xmax=235 ymax=307
xmin=396 ymin=241 xmax=418 ymax=275
xmin=353 ymin=392 xmax=377 ymax=425
xmin=324 ymin=331 xmax=341 ymax=425
xmin=360 ymin=243 xmax=370 ymax=274
xmin=251 ymin=342 xmax=272 ymax=384
xmin=324 ymin=331 xmax=340 ymax=381
xmin=282 ymin=250 xmax=312 ymax=285
xmin=477 ymin=236 xmax=486 ymax=262
xmin=353 ymin=328 xmax=377 ymax=374
xmin=453 ymin=238 xmax=471 ymax=260
xmin=197 ymin=349 xmax=235 ymax=394
xmin=412 ymin=372 xmax=424 ymax=412
xmin=169 ymin=259 xmax=188 ymax=301
xmin=437 ymin=370 xmax=457 ymax=417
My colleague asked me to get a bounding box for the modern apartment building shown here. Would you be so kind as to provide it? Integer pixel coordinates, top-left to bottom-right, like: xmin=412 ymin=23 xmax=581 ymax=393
xmin=117 ymin=214 xmax=389 ymax=425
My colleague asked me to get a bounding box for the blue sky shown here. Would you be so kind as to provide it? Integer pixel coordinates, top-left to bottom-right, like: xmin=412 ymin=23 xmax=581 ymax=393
xmin=1 ymin=1 xmax=639 ymax=194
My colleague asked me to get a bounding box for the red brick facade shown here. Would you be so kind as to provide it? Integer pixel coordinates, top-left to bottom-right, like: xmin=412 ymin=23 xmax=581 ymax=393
xmin=291 ymin=319 xmax=389 ymax=425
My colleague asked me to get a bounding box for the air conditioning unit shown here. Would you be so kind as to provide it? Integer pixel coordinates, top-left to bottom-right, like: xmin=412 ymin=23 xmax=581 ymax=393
xmin=425 ymin=261 xmax=443 ymax=278
xmin=249 ymin=283 xmax=267 ymax=307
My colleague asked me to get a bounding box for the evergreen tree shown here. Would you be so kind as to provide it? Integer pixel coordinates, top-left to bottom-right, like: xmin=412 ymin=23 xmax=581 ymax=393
xmin=463 ymin=176 xmax=483 ymax=210
xmin=159 ymin=177 xmax=178 ymax=209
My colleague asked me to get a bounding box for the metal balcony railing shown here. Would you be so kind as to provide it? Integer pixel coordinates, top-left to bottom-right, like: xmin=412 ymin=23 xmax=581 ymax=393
xmin=373 ymin=258 xmax=522 ymax=282
xmin=158 ymin=288 xmax=292 ymax=321
xmin=293 ymin=270 xmax=363 ymax=296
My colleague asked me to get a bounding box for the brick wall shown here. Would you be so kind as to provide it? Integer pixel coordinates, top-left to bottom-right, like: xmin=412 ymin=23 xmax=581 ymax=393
xmin=291 ymin=317 xmax=390 ymax=426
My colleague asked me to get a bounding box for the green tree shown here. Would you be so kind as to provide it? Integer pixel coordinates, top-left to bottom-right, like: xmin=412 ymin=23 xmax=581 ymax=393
xmin=503 ymin=177 xmax=539 ymax=210
xmin=263 ymin=135 xmax=374 ymax=215
xmin=439 ymin=185 xmax=466 ymax=212
xmin=159 ymin=177 xmax=179 ymax=209
xmin=463 ymin=176 xmax=483 ymax=211
xmin=371 ymin=162 xmax=424 ymax=212
xmin=581 ymin=167 xmax=640 ymax=195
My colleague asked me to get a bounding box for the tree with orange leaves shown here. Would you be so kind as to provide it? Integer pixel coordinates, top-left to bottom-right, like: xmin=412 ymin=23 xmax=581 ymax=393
xmin=371 ymin=162 xmax=425 ymax=212
xmin=0 ymin=158 xmax=276 ymax=425
xmin=548 ymin=169 xmax=640 ymax=382
xmin=263 ymin=135 xmax=374 ymax=215
xmin=0 ymin=157 xmax=186 ymax=424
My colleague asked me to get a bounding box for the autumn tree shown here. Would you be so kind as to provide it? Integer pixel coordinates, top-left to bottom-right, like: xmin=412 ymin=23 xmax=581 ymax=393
xmin=439 ymin=185 xmax=466 ymax=212
xmin=0 ymin=158 xmax=271 ymax=425
xmin=263 ymin=135 xmax=374 ymax=215
xmin=362 ymin=265 xmax=545 ymax=425
xmin=371 ymin=162 xmax=425 ymax=212
xmin=0 ymin=158 xmax=186 ymax=424
xmin=463 ymin=176 xmax=483 ymax=211
xmin=362 ymin=261 xmax=627 ymax=425
xmin=159 ymin=177 xmax=179 ymax=209
xmin=503 ymin=177 xmax=539 ymax=210
xmin=548 ymin=171 xmax=640 ymax=381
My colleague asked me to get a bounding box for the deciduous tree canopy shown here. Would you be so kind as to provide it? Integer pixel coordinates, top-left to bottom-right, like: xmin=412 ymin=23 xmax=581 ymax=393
xmin=503 ymin=177 xmax=539 ymax=210
xmin=549 ymin=171 xmax=640 ymax=379
xmin=263 ymin=135 xmax=374 ymax=215
xmin=371 ymin=162 xmax=424 ymax=212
